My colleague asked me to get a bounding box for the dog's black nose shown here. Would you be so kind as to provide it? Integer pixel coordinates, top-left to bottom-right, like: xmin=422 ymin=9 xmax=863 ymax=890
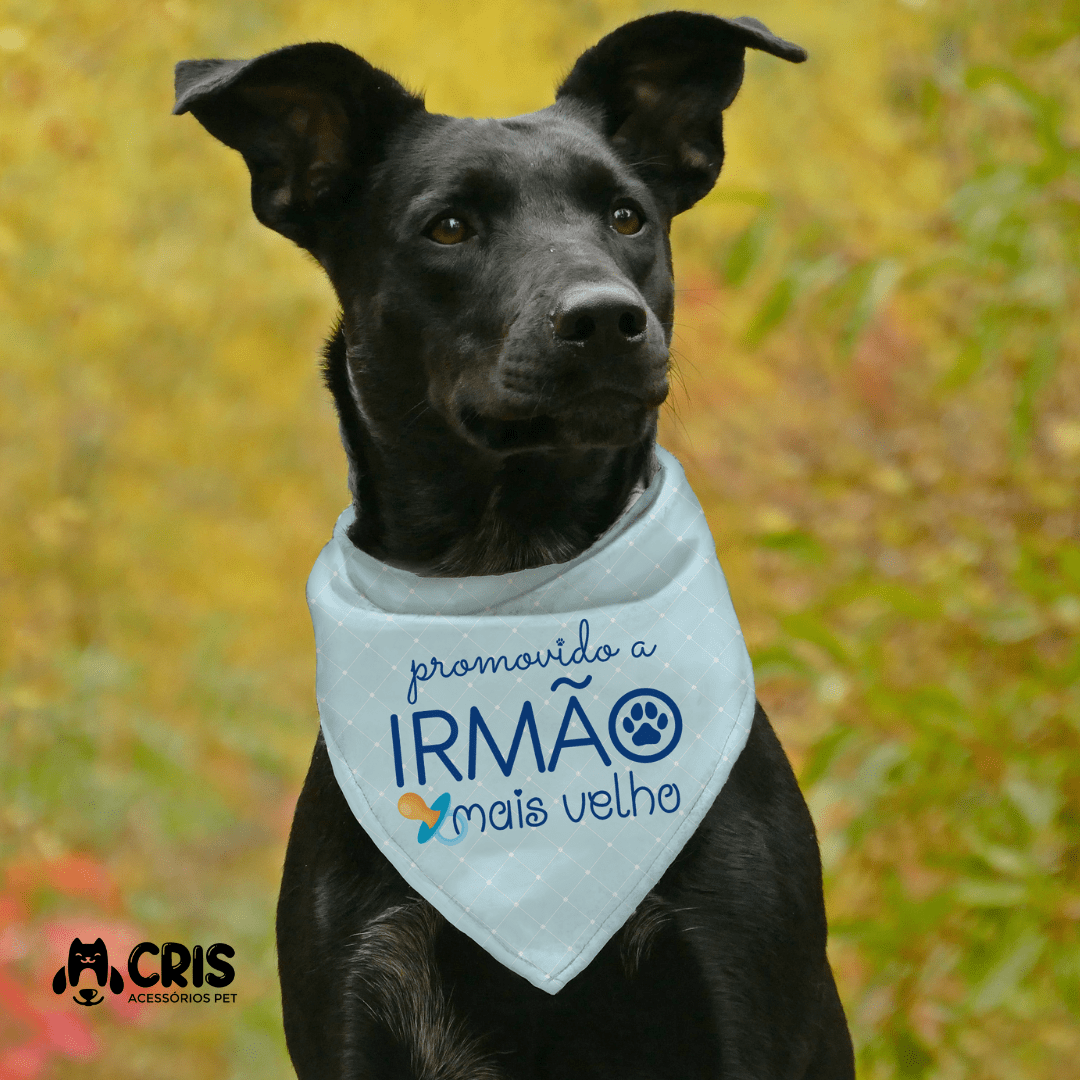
xmin=552 ymin=284 xmax=648 ymax=348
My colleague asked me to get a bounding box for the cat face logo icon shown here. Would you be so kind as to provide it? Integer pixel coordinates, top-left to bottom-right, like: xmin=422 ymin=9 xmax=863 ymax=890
xmin=52 ymin=937 xmax=124 ymax=1006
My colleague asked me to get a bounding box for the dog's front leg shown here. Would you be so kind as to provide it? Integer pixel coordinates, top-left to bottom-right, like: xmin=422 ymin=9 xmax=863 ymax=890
xmin=277 ymin=733 xmax=413 ymax=1079
xmin=278 ymin=735 xmax=506 ymax=1080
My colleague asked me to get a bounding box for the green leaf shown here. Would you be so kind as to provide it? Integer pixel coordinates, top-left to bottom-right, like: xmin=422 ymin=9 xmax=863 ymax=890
xmin=839 ymin=258 xmax=902 ymax=356
xmin=1003 ymin=770 xmax=1061 ymax=830
xmin=722 ymin=213 xmax=772 ymax=287
xmin=801 ymin=725 xmax=857 ymax=788
xmin=1057 ymin=544 xmax=1080 ymax=590
xmin=969 ymin=925 xmax=1045 ymax=1012
xmin=1011 ymin=333 xmax=1059 ymax=455
xmin=745 ymin=275 xmax=796 ymax=346
xmin=781 ymin=611 xmax=848 ymax=664
xmin=954 ymin=879 xmax=1028 ymax=907
xmin=893 ymin=1026 xmax=933 ymax=1079
xmin=750 ymin=643 xmax=810 ymax=680
xmin=756 ymin=528 xmax=827 ymax=563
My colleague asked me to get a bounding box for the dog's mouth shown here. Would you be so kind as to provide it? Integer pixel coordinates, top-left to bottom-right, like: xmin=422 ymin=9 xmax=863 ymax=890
xmin=457 ymin=388 xmax=662 ymax=453
xmin=459 ymin=409 xmax=561 ymax=452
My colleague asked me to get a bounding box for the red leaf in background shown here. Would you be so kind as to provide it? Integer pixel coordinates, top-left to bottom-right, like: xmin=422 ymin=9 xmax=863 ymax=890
xmin=0 ymin=969 xmax=39 ymax=1027
xmin=40 ymin=1011 xmax=97 ymax=1059
xmin=0 ymin=896 xmax=26 ymax=930
xmin=44 ymin=856 xmax=117 ymax=903
xmin=5 ymin=856 xmax=120 ymax=911
xmin=0 ymin=1034 xmax=49 ymax=1080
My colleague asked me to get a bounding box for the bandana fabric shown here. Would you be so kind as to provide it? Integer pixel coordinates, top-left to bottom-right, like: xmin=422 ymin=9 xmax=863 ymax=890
xmin=307 ymin=447 xmax=755 ymax=993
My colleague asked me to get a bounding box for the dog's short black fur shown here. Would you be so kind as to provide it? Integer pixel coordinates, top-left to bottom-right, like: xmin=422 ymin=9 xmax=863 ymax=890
xmin=175 ymin=12 xmax=855 ymax=1079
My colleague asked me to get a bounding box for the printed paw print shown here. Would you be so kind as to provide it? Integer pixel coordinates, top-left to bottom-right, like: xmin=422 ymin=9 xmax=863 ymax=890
xmin=608 ymin=689 xmax=682 ymax=763
xmin=622 ymin=700 xmax=668 ymax=746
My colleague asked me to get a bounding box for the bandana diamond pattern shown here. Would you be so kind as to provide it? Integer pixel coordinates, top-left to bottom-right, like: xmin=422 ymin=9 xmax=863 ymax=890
xmin=308 ymin=447 xmax=755 ymax=993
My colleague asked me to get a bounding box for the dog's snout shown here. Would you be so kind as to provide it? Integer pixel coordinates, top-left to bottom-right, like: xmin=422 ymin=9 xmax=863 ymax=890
xmin=552 ymin=285 xmax=648 ymax=348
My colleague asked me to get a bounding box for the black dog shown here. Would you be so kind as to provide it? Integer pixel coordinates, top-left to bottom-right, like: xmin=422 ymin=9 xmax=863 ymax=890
xmin=175 ymin=12 xmax=854 ymax=1079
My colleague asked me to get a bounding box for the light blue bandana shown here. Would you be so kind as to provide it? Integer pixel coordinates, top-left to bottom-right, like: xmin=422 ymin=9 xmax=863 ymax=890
xmin=308 ymin=447 xmax=755 ymax=993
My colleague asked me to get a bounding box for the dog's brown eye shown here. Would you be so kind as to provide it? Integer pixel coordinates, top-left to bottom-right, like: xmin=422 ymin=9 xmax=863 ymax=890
xmin=428 ymin=216 xmax=469 ymax=245
xmin=611 ymin=206 xmax=643 ymax=235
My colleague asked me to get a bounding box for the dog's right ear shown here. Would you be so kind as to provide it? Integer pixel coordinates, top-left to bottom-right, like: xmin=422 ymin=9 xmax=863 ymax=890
xmin=173 ymin=44 xmax=424 ymax=248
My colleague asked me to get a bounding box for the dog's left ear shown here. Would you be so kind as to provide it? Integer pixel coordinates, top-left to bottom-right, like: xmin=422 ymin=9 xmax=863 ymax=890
xmin=557 ymin=12 xmax=806 ymax=216
xmin=173 ymin=44 xmax=424 ymax=248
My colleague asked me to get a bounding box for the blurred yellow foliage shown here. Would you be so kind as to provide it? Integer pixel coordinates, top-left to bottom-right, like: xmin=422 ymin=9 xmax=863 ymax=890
xmin=2 ymin=1 xmax=1078 ymax=1078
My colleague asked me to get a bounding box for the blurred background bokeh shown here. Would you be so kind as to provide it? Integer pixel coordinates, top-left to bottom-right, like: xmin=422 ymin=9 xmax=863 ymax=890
xmin=2 ymin=1 xmax=1078 ymax=1077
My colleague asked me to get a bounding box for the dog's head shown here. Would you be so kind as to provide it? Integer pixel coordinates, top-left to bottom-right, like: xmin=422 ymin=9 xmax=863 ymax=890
xmin=175 ymin=14 xmax=804 ymax=460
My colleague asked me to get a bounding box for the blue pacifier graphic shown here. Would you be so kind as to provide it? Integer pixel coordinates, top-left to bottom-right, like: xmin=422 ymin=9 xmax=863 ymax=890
xmin=608 ymin=688 xmax=683 ymax=763
xmin=398 ymin=792 xmax=468 ymax=845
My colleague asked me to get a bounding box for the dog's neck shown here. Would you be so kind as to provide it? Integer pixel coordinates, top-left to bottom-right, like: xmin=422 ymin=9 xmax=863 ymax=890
xmin=346 ymin=429 xmax=656 ymax=578
xmin=322 ymin=329 xmax=658 ymax=577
